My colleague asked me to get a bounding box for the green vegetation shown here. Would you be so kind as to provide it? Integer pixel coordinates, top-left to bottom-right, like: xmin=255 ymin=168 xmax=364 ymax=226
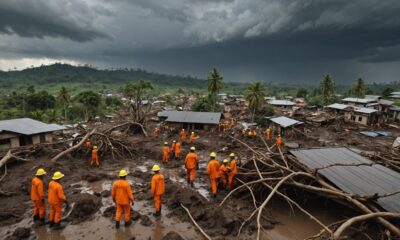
xmin=320 ymin=74 xmax=336 ymax=105
xmin=245 ymin=81 xmax=266 ymax=122
xmin=353 ymin=78 xmax=366 ymax=98
xmin=207 ymin=68 xmax=224 ymax=111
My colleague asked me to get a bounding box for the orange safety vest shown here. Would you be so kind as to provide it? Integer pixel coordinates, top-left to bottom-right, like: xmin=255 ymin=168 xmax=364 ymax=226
xmin=112 ymin=179 xmax=134 ymax=205
xmin=151 ymin=173 xmax=165 ymax=195
xmin=185 ymin=152 xmax=198 ymax=169
xmin=31 ymin=177 xmax=44 ymax=201
xmin=207 ymin=160 xmax=220 ymax=179
xmin=48 ymin=180 xmax=66 ymax=205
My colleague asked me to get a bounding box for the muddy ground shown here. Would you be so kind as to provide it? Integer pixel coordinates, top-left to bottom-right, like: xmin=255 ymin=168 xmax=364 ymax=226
xmin=0 ymin=121 xmax=398 ymax=240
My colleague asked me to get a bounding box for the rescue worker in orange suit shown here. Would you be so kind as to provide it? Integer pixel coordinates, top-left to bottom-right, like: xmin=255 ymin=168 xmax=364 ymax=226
xmin=175 ymin=141 xmax=181 ymax=159
xmin=190 ymin=132 xmax=196 ymax=143
xmin=207 ymin=152 xmax=220 ymax=198
xmin=219 ymin=159 xmax=229 ymax=190
xmin=266 ymin=127 xmax=271 ymax=141
xmin=185 ymin=146 xmax=199 ymax=187
xmin=48 ymin=171 xmax=68 ymax=229
xmin=228 ymin=153 xmax=237 ymax=190
xmin=112 ymin=170 xmax=134 ymax=229
xmin=162 ymin=142 xmax=169 ymax=163
xmin=276 ymin=134 xmax=282 ymax=149
xmin=31 ymin=168 xmax=46 ymax=225
xmin=171 ymin=140 xmax=176 ymax=158
xmin=230 ymin=118 xmax=236 ymax=127
xmin=90 ymin=146 xmax=100 ymax=166
xmin=153 ymin=128 xmax=160 ymax=138
xmin=84 ymin=139 xmax=92 ymax=160
xmin=151 ymin=165 xmax=165 ymax=217
xmin=180 ymin=129 xmax=186 ymax=143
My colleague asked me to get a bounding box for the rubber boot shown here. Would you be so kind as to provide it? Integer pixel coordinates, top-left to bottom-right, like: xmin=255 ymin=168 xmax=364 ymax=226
xmin=190 ymin=181 xmax=194 ymax=188
xmin=212 ymin=193 xmax=217 ymax=199
xmin=53 ymin=222 xmax=66 ymax=230
xmin=153 ymin=211 xmax=161 ymax=217
xmin=39 ymin=218 xmax=46 ymax=226
xmin=33 ymin=215 xmax=39 ymax=221
xmin=49 ymin=221 xmax=54 ymax=228
xmin=115 ymin=221 xmax=120 ymax=229
xmin=125 ymin=220 xmax=131 ymax=226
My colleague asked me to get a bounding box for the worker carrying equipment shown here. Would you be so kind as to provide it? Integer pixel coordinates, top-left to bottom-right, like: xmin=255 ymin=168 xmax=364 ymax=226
xmin=228 ymin=153 xmax=238 ymax=189
xmin=90 ymin=146 xmax=99 ymax=167
xmin=219 ymin=159 xmax=229 ymax=189
xmin=207 ymin=152 xmax=220 ymax=198
xmin=48 ymin=171 xmax=68 ymax=229
xmin=174 ymin=141 xmax=181 ymax=159
xmin=190 ymin=132 xmax=196 ymax=143
xmin=184 ymin=147 xmax=199 ymax=187
xmin=112 ymin=170 xmax=134 ymax=229
xmin=276 ymin=134 xmax=282 ymax=149
xmin=32 ymin=168 xmax=46 ymax=225
xmin=180 ymin=129 xmax=186 ymax=142
xmin=163 ymin=142 xmax=169 ymax=163
xmin=151 ymin=165 xmax=165 ymax=217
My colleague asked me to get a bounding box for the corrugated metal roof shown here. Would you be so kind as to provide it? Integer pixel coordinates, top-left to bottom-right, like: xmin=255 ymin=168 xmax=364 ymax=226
xmin=269 ymin=100 xmax=295 ymax=106
xmin=326 ymin=103 xmax=349 ymax=110
xmin=160 ymin=111 xmax=221 ymax=124
xmin=270 ymin=116 xmax=303 ymax=128
xmin=290 ymin=147 xmax=400 ymax=212
xmin=389 ymin=95 xmax=400 ymax=99
xmin=342 ymin=98 xmax=376 ymax=104
xmin=0 ymin=118 xmax=65 ymax=135
xmin=355 ymin=107 xmax=378 ymax=114
xmin=378 ymin=99 xmax=394 ymax=106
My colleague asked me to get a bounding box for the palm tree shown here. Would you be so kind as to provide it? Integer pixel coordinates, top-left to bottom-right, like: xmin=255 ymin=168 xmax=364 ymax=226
xmin=320 ymin=74 xmax=336 ymax=105
xmin=57 ymin=86 xmax=71 ymax=122
xmin=353 ymin=78 xmax=366 ymax=99
xmin=245 ymin=81 xmax=266 ymax=122
xmin=207 ymin=68 xmax=223 ymax=111
xmin=123 ymin=80 xmax=153 ymax=121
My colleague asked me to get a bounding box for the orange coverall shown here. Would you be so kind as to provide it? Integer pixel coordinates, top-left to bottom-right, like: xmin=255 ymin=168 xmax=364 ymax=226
xmin=276 ymin=136 xmax=282 ymax=149
xmin=171 ymin=142 xmax=176 ymax=155
xmin=180 ymin=130 xmax=186 ymax=142
xmin=163 ymin=146 xmax=169 ymax=163
xmin=189 ymin=133 xmax=195 ymax=143
xmin=31 ymin=177 xmax=45 ymax=219
xmin=175 ymin=142 xmax=181 ymax=158
xmin=230 ymin=119 xmax=236 ymax=126
xmin=112 ymin=179 xmax=134 ymax=222
xmin=207 ymin=160 xmax=220 ymax=194
xmin=228 ymin=159 xmax=237 ymax=187
xmin=48 ymin=180 xmax=66 ymax=224
xmin=151 ymin=173 xmax=165 ymax=212
xmin=85 ymin=140 xmax=92 ymax=149
xmin=185 ymin=152 xmax=198 ymax=182
xmin=91 ymin=148 xmax=99 ymax=166
xmin=219 ymin=164 xmax=229 ymax=188
xmin=266 ymin=128 xmax=270 ymax=140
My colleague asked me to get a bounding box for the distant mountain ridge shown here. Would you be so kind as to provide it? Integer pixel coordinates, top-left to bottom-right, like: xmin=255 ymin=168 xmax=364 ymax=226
xmin=0 ymin=63 xmax=206 ymax=88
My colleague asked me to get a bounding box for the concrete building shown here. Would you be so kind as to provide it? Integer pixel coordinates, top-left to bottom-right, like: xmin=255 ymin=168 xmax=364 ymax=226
xmin=342 ymin=97 xmax=377 ymax=107
xmin=158 ymin=110 xmax=222 ymax=130
xmin=0 ymin=118 xmax=65 ymax=150
xmin=325 ymin=104 xmax=379 ymax=126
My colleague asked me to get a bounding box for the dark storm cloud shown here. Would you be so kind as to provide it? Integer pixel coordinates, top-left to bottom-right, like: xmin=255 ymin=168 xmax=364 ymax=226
xmin=0 ymin=0 xmax=110 ymax=41
xmin=1 ymin=0 xmax=400 ymax=83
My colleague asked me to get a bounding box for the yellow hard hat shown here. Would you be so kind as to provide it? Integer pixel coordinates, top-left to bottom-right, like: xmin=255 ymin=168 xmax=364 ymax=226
xmin=229 ymin=153 xmax=235 ymax=157
xmin=210 ymin=152 xmax=216 ymax=157
xmin=36 ymin=168 xmax=46 ymax=176
xmin=182 ymin=129 xmax=185 ymax=131
xmin=173 ymin=140 xmax=176 ymax=142
xmin=190 ymin=146 xmax=196 ymax=151
xmin=152 ymin=165 xmax=161 ymax=171
xmin=223 ymin=159 xmax=229 ymax=163
xmin=119 ymin=170 xmax=128 ymax=177
xmin=93 ymin=146 xmax=98 ymax=149
xmin=52 ymin=171 xmax=64 ymax=180
xmin=191 ymin=132 xmax=194 ymax=134
xmin=164 ymin=142 xmax=168 ymax=145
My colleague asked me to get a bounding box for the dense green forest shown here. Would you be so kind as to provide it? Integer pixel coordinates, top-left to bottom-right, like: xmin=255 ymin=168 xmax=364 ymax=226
xmin=0 ymin=64 xmax=399 ymax=123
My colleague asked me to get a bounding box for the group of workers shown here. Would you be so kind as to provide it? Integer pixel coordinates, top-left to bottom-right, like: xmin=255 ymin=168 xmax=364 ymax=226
xmin=162 ymin=140 xmax=182 ymax=163
xmin=206 ymin=152 xmax=237 ymax=197
xmin=31 ymin=169 xmax=68 ymax=229
xmin=242 ymin=127 xmax=283 ymax=149
xmin=84 ymin=139 xmax=100 ymax=166
xmin=219 ymin=118 xmax=236 ymax=132
xmin=31 ymin=164 xmax=165 ymax=230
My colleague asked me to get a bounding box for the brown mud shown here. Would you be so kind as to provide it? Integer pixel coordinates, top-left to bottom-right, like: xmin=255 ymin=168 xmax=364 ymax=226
xmin=1 ymin=122 xmax=395 ymax=239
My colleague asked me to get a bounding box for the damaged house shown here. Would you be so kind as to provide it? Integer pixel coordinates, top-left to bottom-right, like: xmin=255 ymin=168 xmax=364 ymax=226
xmin=267 ymin=116 xmax=304 ymax=136
xmin=0 ymin=118 xmax=65 ymax=150
xmin=158 ymin=110 xmax=222 ymax=130
xmin=325 ymin=104 xmax=379 ymax=126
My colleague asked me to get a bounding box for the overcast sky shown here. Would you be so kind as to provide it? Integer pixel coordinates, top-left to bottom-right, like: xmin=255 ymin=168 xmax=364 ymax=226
xmin=1 ymin=0 xmax=400 ymax=84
